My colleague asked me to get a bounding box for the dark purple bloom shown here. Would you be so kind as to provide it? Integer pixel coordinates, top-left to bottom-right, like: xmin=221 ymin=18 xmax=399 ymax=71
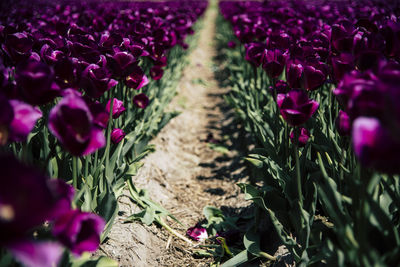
xmin=133 ymin=93 xmax=149 ymax=109
xmin=106 ymin=98 xmax=126 ymax=119
xmin=111 ymin=128 xmax=125 ymax=144
xmin=107 ymin=51 xmax=137 ymax=78
xmin=0 ymin=154 xmax=72 ymax=247
xmin=15 ymin=60 xmax=60 ymax=105
xmin=150 ymin=66 xmax=164 ymax=80
xmin=286 ymin=60 xmax=303 ymax=89
xmin=227 ymin=41 xmax=236 ymax=48
xmin=290 ymin=127 xmax=310 ymax=147
xmin=85 ymin=98 xmax=109 ymax=129
xmin=8 ymin=100 xmax=42 ymax=142
xmin=335 ymin=110 xmax=351 ymax=136
xmin=273 ymin=80 xmax=290 ymax=94
xmin=352 ymin=117 xmax=400 ymax=174
xmin=302 ymin=60 xmax=328 ymax=91
xmin=80 ymin=64 xmax=118 ymax=99
xmin=186 ymin=226 xmax=208 ymax=242
xmin=52 ymin=209 xmax=105 ymax=256
xmin=262 ymin=48 xmax=286 ymax=78
xmin=126 ymin=66 xmax=149 ymax=90
xmin=245 ymin=42 xmax=266 ymax=67
xmin=331 ymin=53 xmax=355 ymax=83
xmin=277 ymin=89 xmax=319 ymax=126
xmin=2 ymin=32 xmax=33 ymax=63
xmin=48 ymin=91 xmax=106 ymax=156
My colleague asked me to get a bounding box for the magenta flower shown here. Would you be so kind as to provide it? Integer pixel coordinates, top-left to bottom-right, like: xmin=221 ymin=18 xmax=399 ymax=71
xmin=8 ymin=100 xmax=42 ymax=142
xmin=277 ymin=89 xmax=319 ymax=126
xmin=52 ymin=209 xmax=105 ymax=256
xmin=133 ymin=93 xmax=149 ymax=109
xmin=150 ymin=66 xmax=164 ymax=80
xmin=8 ymin=241 xmax=63 ymax=267
xmin=286 ymin=60 xmax=303 ymax=89
xmin=107 ymin=51 xmax=137 ymax=78
xmin=126 ymin=66 xmax=149 ymax=90
xmin=227 ymin=41 xmax=236 ymax=48
xmin=80 ymin=64 xmax=118 ymax=99
xmin=106 ymin=98 xmax=126 ymax=119
xmin=245 ymin=42 xmax=267 ymax=67
xmin=331 ymin=53 xmax=355 ymax=83
xmin=290 ymin=127 xmax=310 ymax=147
xmin=302 ymin=60 xmax=328 ymax=91
xmin=186 ymin=226 xmax=208 ymax=242
xmin=0 ymin=94 xmax=14 ymax=145
xmin=335 ymin=110 xmax=351 ymax=136
xmin=48 ymin=91 xmax=106 ymax=156
xmin=111 ymin=128 xmax=125 ymax=144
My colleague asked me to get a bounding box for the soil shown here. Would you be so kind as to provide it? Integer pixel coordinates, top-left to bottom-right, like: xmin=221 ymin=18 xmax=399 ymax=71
xmin=97 ymin=2 xmax=252 ymax=266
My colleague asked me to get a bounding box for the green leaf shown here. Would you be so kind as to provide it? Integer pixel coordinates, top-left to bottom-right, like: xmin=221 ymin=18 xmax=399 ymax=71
xmin=71 ymin=253 xmax=118 ymax=267
xmin=243 ymin=228 xmax=262 ymax=257
xmin=207 ymin=143 xmax=229 ymax=154
xmin=221 ymin=250 xmax=249 ymax=267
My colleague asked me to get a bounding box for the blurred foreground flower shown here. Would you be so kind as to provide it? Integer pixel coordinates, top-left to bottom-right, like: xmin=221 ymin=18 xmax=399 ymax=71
xmin=52 ymin=209 xmax=105 ymax=256
xmin=186 ymin=226 xmax=208 ymax=242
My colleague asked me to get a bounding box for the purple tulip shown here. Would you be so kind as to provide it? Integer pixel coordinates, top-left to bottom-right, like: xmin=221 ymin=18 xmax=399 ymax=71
xmin=106 ymin=98 xmax=126 ymax=119
xmin=107 ymin=51 xmax=137 ymax=78
xmin=302 ymin=60 xmax=328 ymax=91
xmin=335 ymin=110 xmax=351 ymax=136
xmin=290 ymin=127 xmax=310 ymax=147
xmin=331 ymin=53 xmax=355 ymax=83
xmin=133 ymin=93 xmax=150 ymax=109
xmin=186 ymin=226 xmax=208 ymax=242
xmin=245 ymin=42 xmax=267 ymax=67
xmin=277 ymin=89 xmax=319 ymax=126
xmin=8 ymin=241 xmax=63 ymax=267
xmin=286 ymin=60 xmax=303 ymax=89
xmin=8 ymin=100 xmax=42 ymax=142
xmin=227 ymin=41 xmax=236 ymax=48
xmin=0 ymin=154 xmax=72 ymax=247
xmin=111 ymin=128 xmax=125 ymax=144
xmin=2 ymin=32 xmax=33 ymax=63
xmin=80 ymin=64 xmax=118 ymax=99
xmin=48 ymin=91 xmax=106 ymax=156
xmin=15 ymin=60 xmax=60 ymax=105
xmin=352 ymin=117 xmax=400 ymax=174
xmin=126 ymin=66 xmax=149 ymax=90
xmin=85 ymin=98 xmax=109 ymax=129
xmin=262 ymin=48 xmax=287 ymax=78
xmin=150 ymin=66 xmax=164 ymax=80
xmin=52 ymin=209 xmax=105 ymax=256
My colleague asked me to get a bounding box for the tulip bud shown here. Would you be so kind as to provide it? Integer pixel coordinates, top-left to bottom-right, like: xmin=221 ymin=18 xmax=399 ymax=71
xmin=111 ymin=128 xmax=125 ymax=144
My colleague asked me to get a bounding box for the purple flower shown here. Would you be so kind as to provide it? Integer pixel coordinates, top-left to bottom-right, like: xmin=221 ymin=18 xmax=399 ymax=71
xmin=245 ymin=42 xmax=267 ymax=67
xmin=150 ymin=66 xmax=164 ymax=80
xmin=126 ymin=66 xmax=149 ymax=90
xmin=262 ymin=48 xmax=287 ymax=78
xmin=52 ymin=209 xmax=105 ymax=256
xmin=302 ymin=60 xmax=328 ymax=91
xmin=286 ymin=60 xmax=303 ymax=89
xmin=0 ymin=154 xmax=72 ymax=247
xmin=111 ymin=128 xmax=125 ymax=144
xmin=106 ymin=98 xmax=126 ymax=119
xmin=331 ymin=53 xmax=355 ymax=83
xmin=107 ymin=51 xmax=137 ymax=78
xmin=186 ymin=226 xmax=208 ymax=242
xmin=15 ymin=60 xmax=60 ymax=105
xmin=335 ymin=110 xmax=351 ymax=136
xmin=48 ymin=91 xmax=106 ymax=156
xmin=352 ymin=117 xmax=400 ymax=174
xmin=133 ymin=93 xmax=150 ymax=109
xmin=80 ymin=64 xmax=118 ymax=99
xmin=277 ymin=89 xmax=319 ymax=126
xmin=290 ymin=127 xmax=310 ymax=147
xmin=8 ymin=241 xmax=63 ymax=267
xmin=8 ymin=100 xmax=42 ymax=142
xmin=2 ymin=32 xmax=33 ymax=63
xmin=227 ymin=41 xmax=236 ymax=48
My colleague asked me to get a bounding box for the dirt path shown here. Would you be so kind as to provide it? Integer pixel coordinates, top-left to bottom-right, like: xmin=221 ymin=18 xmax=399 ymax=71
xmin=99 ymin=2 xmax=250 ymax=266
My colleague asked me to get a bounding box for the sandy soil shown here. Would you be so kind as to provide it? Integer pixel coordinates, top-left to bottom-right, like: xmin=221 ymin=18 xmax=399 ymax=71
xmin=98 ymin=2 xmax=252 ymax=266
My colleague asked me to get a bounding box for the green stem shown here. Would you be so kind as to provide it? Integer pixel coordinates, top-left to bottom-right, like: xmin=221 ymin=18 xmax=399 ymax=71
xmin=72 ymin=156 xmax=78 ymax=189
xmin=294 ymin=127 xmax=303 ymax=205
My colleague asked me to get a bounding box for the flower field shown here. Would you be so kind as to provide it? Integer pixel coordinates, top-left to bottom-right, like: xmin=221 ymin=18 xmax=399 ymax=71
xmin=1 ymin=0 xmax=400 ymax=266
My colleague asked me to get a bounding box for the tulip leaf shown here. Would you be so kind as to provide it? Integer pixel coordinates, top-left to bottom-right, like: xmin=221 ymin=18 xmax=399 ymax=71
xmin=220 ymin=250 xmax=249 ymax=267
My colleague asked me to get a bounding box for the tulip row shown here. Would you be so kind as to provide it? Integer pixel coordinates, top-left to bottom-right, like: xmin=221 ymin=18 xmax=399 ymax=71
xmin=0 ymin=0 xmax=207 ymax=266
xmin=217 ymin=0 xmax=400 ymax=266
